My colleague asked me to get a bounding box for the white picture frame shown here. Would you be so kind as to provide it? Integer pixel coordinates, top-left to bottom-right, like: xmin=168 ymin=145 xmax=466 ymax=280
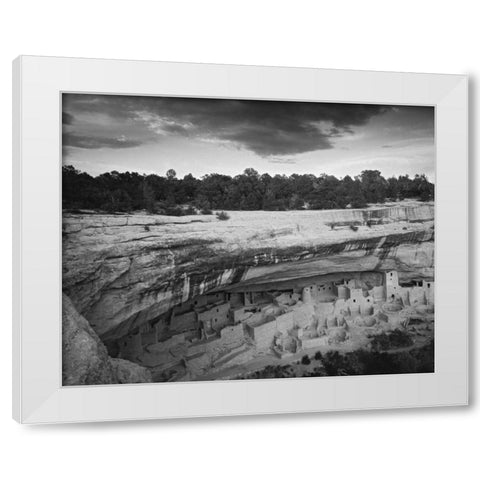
xmin=12 ymin=55 xmax=468 ymax=424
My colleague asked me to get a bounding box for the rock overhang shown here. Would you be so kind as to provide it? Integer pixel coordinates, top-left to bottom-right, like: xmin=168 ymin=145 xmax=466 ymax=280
xmin=62 ymin=204 xmax=434 ymax=342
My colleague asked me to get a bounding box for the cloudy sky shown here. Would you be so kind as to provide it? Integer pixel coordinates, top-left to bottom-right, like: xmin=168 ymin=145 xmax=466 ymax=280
xmin=62 ymin=94 xmax=435 ymax=181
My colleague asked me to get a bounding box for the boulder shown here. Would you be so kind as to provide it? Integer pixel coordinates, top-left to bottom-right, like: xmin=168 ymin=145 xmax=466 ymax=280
xmin=110 ymin=358 xmax=153 ymax=384
xmin=63 ymin=294 xmax=116 ymax=385
xmin=328 ymin=327 xmax=348 ymax=344
xmin=62 ymin=294 xmax=152 ymax=386
xmin=364 ymin=316 xmax=377 ymax=327
xmin=326 ymin=315 xmax=338 ymax=328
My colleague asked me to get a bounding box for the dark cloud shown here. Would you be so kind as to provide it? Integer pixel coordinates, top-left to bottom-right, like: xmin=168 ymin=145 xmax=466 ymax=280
xmin=268 ymin=158 xmax=297 ymax=164
xmin=62 ymin=132 xmax=142 ymax=149
xmin=62 ymin=111 xmax=74 ymax=125
xmin=62 ymin=93 xmax=408 ymax=157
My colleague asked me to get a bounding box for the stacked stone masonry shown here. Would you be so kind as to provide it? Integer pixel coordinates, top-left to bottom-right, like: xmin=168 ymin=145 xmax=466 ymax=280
xmin=114 ymin=270 xmax=434 ymax=378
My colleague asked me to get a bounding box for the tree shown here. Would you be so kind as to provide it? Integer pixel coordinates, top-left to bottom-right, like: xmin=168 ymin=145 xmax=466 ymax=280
xmin=166 ymin=169 xmax=177 ymax=180
xmin=359 ymin=170 xmax=388 ymax=203
xmin=178 ymin=173 xmax=199 ymax=203
xmin=196 ymin=173 xmax=232 ymax=209
xmin=413 ymin=174 xmax=434 ymax=201
xmin=386 ymin=177 xmax=399 ymax=200
xmin=143 ymin=177 xmax=157 ymax=213
xmin=62 ymin=165 xmax=102 ymax=209
xmin=397 ymin=175 xmax=412 ymax=200
xmin=289 ymin=193 xmax=304 ymax=210
xmin=301 ymin=355 xmax=311 ymax=365
xmin=216 ymin=211 xmax=230 ymax=221
xmin=62 ymin=165 xmax=434 ymax=214
xmin=227 ymin=170 xmax=264 ymax=210
xmin=309 ymin=175 xmax=344 ymax=209
xmin=349 ymin=179 xmax=367 ymax=208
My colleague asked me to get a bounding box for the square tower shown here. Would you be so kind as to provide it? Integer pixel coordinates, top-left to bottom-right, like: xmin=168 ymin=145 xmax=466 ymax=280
xmin=385 ymin=270 xmax=400 ymax=299
xmin=302 ymin=286 xmax=313 ymax=304
xmin=423 ymin=280 xmax=435 ymax=305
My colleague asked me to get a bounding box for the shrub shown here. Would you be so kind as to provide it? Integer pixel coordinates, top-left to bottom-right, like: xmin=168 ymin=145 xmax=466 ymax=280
xmin=235 ymin=340 xmax=434 ymax=379
xmin=163 ymin=206 xmax=185 ymax=216
xmin=184 ymin=205 xmax=197 ymax=215
xmin=144 ymin=225 xmax=150 ymax=232
xmin=235 ymin=364 xmax=293 ymax=380
xmin=366 ymin=220 xmax=373 ymax=228
xmin=322 ymin=351 xmax=365 ymax=376
xmin=355 ymin=350 xmax=415 ymax=375
xmin=145 ymin=204 xmax=160 ymax=214
xmin=201 ymin=207 xmax=213 ymax=215
xmin=349 ymin=224 xmax=359 ymax=232
xmin=314 ymin=351 xmax=323 ymax=361
xmin=216 ymin=211 xmax=230 ymax=221
xmin=369 ymin=329 xmax=413 ymax=352
xmin=302 ymin=366 xmax=326 ymax=377
xmin=322 ymin=351 xmax=351 ymax=376
xmin=412 ymin=339 xmax=434 ymax=373
xmin=301 ymin=355 xmax=311 ymax=365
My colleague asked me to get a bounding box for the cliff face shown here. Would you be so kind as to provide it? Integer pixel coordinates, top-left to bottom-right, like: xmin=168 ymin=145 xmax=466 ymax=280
xmin=62 ymin=293 xmax=117 ymax=385
xmin=62 ymin=294 xmax=152 ymax=385
xmin=63 ymin=203 xmax=434 ymax=341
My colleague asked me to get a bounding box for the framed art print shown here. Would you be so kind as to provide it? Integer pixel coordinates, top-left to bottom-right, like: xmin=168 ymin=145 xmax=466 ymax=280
xmin=13 ymin=56 xmax=469 ymax=424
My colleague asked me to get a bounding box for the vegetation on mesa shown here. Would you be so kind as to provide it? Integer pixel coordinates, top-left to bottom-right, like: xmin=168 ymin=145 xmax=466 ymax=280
xmin=237 ymin=339 xmax=434 ymax=380
xmin=62 ymin=166 xmax=434 ymax=215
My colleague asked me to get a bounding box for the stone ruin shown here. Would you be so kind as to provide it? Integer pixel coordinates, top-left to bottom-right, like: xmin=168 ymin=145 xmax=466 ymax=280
xmin=111 ymin=270 xmax=434 ymax=380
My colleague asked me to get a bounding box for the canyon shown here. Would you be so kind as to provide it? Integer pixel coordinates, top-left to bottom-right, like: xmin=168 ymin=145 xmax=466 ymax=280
xmin=62 ymin=201 xmax=434 ymax=384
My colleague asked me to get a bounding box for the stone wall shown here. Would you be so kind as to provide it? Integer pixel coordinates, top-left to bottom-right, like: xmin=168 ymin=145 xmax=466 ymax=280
xmin=233 ymin=307 xmax=254 ymax=323
xmin=301 ymin=336 xmax=329 ymax=349
xmin=315 ymin=302 xmax=335 ymax=319
xmin=409 ymin=286 xmax=426 ymax=305
xmin=138 ymin=321 xmax=158 ymax=345
xmin=172 ymin=310 xmax=197 ymax=333
xmin=316 ymin=283 xmax=337 ymax=302
xmin=372 ymin=285 xmax=386 ymax=302
xmin=274 ymin=292 xmax=298 ymax=306
xmin=249 ymin=319 xmax=277 ymax=350
xmin=276 ymin=311 xmax=296 ymax=334
xmin=220 ymin=323 xmax=244 ymax=344
xmin=206 ymin=292 xmax=226 ymax=304
xmin=118 ymin=331 xmax=143 ymax=361
xmin=386 ymin=270 xmax=400 ymax=298
xmin=337 ymin=285 xmax=350 ymax=300
xmin=360 ymin=296 xmax=374 ymax=315
xmin=197 ymin=302 xmax=230 ymax=331
xmin=424 ymin=280 xmax=434 ymax=304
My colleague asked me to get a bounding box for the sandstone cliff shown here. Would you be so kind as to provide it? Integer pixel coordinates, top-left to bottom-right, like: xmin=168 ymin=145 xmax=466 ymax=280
xmin=62 ymin=294 xmax=152 ymax=385
xmin=62 ymin=203 xmax=434 ymax=342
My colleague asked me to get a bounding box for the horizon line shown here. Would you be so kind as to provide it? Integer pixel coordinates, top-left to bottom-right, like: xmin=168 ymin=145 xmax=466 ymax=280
xmin=63 ymin=163 xmax=435 ymax=183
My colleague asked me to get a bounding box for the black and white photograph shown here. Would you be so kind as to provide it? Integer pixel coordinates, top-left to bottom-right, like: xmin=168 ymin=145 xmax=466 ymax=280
xmin=6 ymin=1 xmax=476 ymax=478
xmin=61 ymin=93 xmax=435 ymax=385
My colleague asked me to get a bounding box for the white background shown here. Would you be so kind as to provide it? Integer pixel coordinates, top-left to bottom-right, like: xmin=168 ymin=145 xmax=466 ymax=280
xmin=1 ymin=1 xmax=477 ymax=479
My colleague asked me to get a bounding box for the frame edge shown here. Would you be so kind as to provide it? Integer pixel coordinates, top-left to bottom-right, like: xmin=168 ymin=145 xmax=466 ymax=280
xmin=13 ymin=57 xmax=470 ymax=423
xmin=12 ymin=56 xmax=22 ymax=423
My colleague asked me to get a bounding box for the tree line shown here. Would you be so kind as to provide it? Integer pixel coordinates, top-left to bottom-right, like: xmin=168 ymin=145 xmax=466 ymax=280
xmin=62 ymin=165 xmax=434 ymax=214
